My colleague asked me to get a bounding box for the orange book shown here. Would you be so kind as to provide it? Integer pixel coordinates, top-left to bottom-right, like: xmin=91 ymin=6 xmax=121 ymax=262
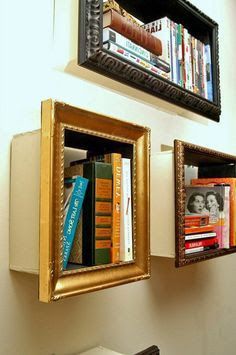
xmin=192 ymin=178 xmax=236 ymax=246
xmin=104 ymin=153 xmax=122 ymax=263
xmin=184 ymin=224 xmax=214 ymax=235
xmin=103 ymin=9 xmax=162 ymax=56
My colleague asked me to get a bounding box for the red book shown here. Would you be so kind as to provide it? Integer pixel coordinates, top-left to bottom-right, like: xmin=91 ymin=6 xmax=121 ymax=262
xmin=103 ymin=9 xmax=162 ymax=56
xmin=185 ymin=214 xmax=209 ymax=227
xmin=185 ymin=237 xmax=218 ymax=249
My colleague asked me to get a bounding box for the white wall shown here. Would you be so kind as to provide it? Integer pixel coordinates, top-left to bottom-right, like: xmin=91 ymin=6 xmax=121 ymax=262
xmin=1 ymin=0 xmax=236 ymax=354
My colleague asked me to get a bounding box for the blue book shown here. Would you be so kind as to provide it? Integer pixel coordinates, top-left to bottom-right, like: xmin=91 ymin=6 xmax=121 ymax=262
xmin=205 ymin=44 xmax=213 ymax=101
xmin=63 ymin=175 xmax=88 ymax=269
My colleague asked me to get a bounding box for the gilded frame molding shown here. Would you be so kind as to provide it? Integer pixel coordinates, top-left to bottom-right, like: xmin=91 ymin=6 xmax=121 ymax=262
xmin=78 ymin=0 xmax=221 ymax=121
xmin=40 ymin=99 xmax=150 ymax=302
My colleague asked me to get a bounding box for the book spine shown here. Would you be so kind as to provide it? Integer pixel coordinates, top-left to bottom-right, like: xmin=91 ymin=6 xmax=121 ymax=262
xmin=103 ymin=27 xmax=170 ymax=72
xmin=185 ymin=236 xmax=218 ymax=249
xmin=144 ymin=17 xmax=171 ymax=66
xmin=120 ymin=158 xmax=133 ymax=262
xmin=185 ymin=231 xmax=217 ymax=240
xmin=63 ymin=176 xmax=88 ymax=269
xmin=104 ymin=153 xmax=122 ymax=263
xmin=177 ymin=23 xmax=183 ymax=87
xmin=104 ymin=41 xmax=170 ymax=80
xmin=103 ymin=9 xmax=162 ymax=56
xmin=64 ymin=164 xmax=84 ymax=264
xmin=185 ymin=244 xmax=218 ymax=255
xmin=184 ymin=225 xmax=214 ymax=234
xmin=204 ymin=44 xmax=213 ymax=101
xmin=83 ymin=162 xmax=113 ymax=266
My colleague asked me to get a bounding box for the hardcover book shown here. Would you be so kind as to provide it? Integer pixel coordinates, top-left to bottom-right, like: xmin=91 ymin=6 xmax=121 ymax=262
xmin=104 ymin=153 xmax=122 ymax=263
xmin=63 ymin=175 xmax=88 ymax=269
xmin=120 ymin=158 xmax=133 ymax=262
xmin=82 ymin=161 xmax=113 ymax=266
xmin=103 ymin=9 xmax=162 ymax=56
xmin=64 ymin=164 xmax=84 ymax=265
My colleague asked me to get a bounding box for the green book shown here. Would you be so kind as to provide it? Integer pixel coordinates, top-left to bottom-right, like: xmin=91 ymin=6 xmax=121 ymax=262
xmin=82 ymin=161 xmax=113 ymax=266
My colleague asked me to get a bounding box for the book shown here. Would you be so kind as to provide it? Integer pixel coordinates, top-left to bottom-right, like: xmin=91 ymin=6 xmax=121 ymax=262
xmin=186 ymin=184 xmax=230 ymax=248
xmin=204 ymin=44 xmax=213 ymax=101
xmin=103 ymin=41 xmax=170 ymax=80
xmin=103 ymin=9 xmax=162 ymax=56
xmin=143 ymin=17 xmax=171 ymax=75
xmin=64 ymin=164 xmax=84 ymax=265
xmin=185 ymin=243 xmax=219 ymax=255
xmin=103 ymin=27 xmax=170 ymax=72
xmin=191 ymin=178 xmax=236 ymax=246
xmin=185 ymin=236 xmax=218 ymax=249
xmin=185 ymin=214 xmax=210 ymax=227
xmin=104 ymin=153 xmax=122 ymax=263
xmin=120 ymin=158 xmax=133 ymax=262
xmin=185 ymin=231 xmax=217 ymax=241
xmin=184 ymin=225 xmax=214 ymax=235
xmin=82 ymin=161 xmax=113 ymax=266
xmin=63 ymin=175 xmax=88 ymax=269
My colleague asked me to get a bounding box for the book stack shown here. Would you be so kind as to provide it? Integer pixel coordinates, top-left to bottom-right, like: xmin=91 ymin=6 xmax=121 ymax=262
xmin=62 ymin=151 xmax=133 ymax=270
xmin=102 ymin=0 xmax=213 ymax=101
xmin=184 ymin=184 xmax=231 ymax=255
xmin=102 ymin=1 xmax=170 ymax=81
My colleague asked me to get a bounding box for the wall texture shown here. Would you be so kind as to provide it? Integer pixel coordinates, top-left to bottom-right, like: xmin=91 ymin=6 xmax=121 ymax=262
xmin=1 ymin=0 xmax=236 ymax=354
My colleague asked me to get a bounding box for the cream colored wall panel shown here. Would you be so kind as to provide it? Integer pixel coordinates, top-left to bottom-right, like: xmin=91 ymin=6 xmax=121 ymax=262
xmin=150 ymin=151 xmax=175 ymax=258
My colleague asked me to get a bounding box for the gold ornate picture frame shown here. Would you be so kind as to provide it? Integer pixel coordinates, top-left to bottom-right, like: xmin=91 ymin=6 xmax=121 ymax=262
xmin=39 ymin=100 xmax=150 ymax=302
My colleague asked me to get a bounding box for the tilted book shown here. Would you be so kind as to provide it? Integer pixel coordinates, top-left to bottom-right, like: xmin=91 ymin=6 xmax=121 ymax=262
xmin=120 ymin=158 xmax=133 ymax=262
xmin=82 ymin=161 xmax=113 ymax=266
xmin=63 ymin=175 xmax=88 ymax=269
xmin=103 ymin=9 xmax=162 ymax=56
xmin=64 ymin=164 xmax=84 ymax=265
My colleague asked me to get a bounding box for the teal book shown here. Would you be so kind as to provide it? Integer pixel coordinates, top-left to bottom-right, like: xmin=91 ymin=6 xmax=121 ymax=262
xmin=63 ymin=175 xmax=88 ymax=269
xmin=82 ymin=161 xmax=113 ymax=266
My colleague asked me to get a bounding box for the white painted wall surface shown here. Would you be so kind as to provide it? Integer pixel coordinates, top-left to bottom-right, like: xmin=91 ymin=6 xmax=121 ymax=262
xmin=1 ymin=0 xmax=236 ymax=354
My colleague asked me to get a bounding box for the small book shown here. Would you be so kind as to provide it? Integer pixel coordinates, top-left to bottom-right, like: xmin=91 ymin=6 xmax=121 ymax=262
xmin=63 ymin=175 xmax=88 ymax=269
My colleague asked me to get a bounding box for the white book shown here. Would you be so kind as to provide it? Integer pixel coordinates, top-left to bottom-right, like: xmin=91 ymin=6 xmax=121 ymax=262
xmin=185 ymin=232 xmax=217 ymax=241
xmin=103 ymin=41 xmax=170 ymax=80
xmin=120 ymin=158 xmax=133 ymax=262
xmin=143 ymin=17 xmax=171 ymax=66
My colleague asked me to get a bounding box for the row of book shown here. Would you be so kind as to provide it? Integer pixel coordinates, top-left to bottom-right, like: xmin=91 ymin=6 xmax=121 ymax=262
xmin=143 ymin=18 xmax=213 ymax=101
xmin=63 ymin=153 xmax=133 ymax=270
xmin=184 ymin=175 xmax=236 ymax=255
xmin=102 ymin=0 xmax=213 ymax=101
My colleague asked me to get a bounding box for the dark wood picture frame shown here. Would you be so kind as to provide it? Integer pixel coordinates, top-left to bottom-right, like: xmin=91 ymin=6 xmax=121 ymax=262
xmin=78 ymin=0 xmax=221 ymax=122
xmin=174 ymin=140 xmax=236 ymax=267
